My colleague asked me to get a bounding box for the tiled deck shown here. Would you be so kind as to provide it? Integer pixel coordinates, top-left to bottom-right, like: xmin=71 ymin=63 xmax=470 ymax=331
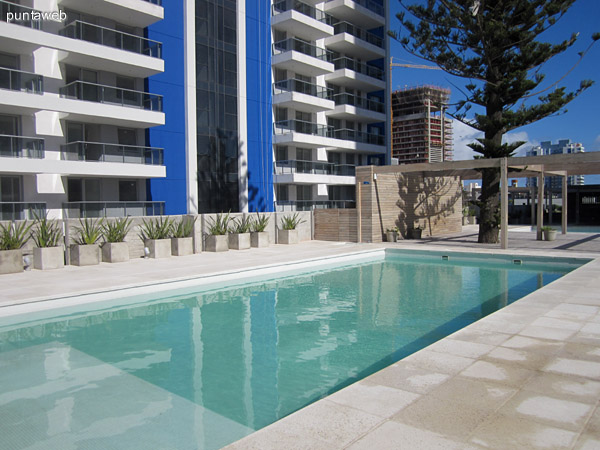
xmin=1 ymin=226 xmax=599 ymax=449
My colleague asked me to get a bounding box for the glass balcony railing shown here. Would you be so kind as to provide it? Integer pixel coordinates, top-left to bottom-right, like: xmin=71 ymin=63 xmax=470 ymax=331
xmin=332 ymin=57 xmax=384 ymax=80
xmin=274 ymin=119 xmax=333 ymax=137
xmin=61 ymin=141 xmax=163 ymax=165
xmin=333 ymin=128 xmax=385 ymax=146
xmin=325 ymin=0 xmax=384 ymax=17
xmin=59 ymin=80 xmax=163 ymax=111
xmin=63 ymin=201 xmax=165 ymax=218
xmin=0 ymin=135 xmax=44 ymax=158
xmin=274 ymin=159 xmax=355 ymax=176
xmin=333 ymin=93 xmax=384 ymax=113
xmin=59 ymin=20 xmax=162 ymax=58
xmin=273 ymin=38 xmax=332 ymax=62
xmin=0 ymin=0 xmax=41 ymax=29
xmin=275 ymin=200 xmax=356 ymax=212
xmin=143 ymin=0 xmax=162 ymax=5
xmin=273 ymin=0 xmax=332 ymax=24
xmin=333 ymin=21 xmax=383 ymax=48
xmin=0 ymin=202 xmax=46 ymax=221
xmin=274 ymin=79 xmax=332 ymax=99
xmin=0 ymin=67 xmax=43 ymax=94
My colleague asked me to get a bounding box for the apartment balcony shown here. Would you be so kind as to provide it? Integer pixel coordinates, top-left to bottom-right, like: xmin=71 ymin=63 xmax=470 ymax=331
xmin=322 ymin=0 xmax=384 ymax=29
xmin=63 ymin=201 xmax=164 ymax=219
xmin=324 ymin=57 xmax=385 ymax=91
xmin=273 ymin=119 xmax=336 ymax=148
xmin=272 ymin=0 xmax=333 ymax=41
xmin=61 ymin=141 xmax=163 ymax=166
xmin=275 ymin=199 xmax=356 ymax=212
xmin=0 ymin=67 xmax=43 ymax=94
xmin=273 ymin=79 xmax=334 ymax=113
xmin=274 ymin=159 xmax=355 ymax=185
xmin=0 ymin=135 xmax=44 ymax=159
xmin=324 ymin=22 xmax=384 ymax=60
xmin=0 ymin=202 xmax=45 ymax=221
xmin=59 ymin=0 xmax=163 ymax=28
xmin=326 ymin=93 xmax=385 ymax=122
xmin=333 ymin=128 xmax=384 ymax=146
xmin=272 ymin=38 xmax=334 ymax=77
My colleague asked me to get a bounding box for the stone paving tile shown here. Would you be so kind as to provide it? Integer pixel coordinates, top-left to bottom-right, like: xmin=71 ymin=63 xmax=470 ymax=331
xmin=573 ymin=435 xmax=600 ymax=450
xmin=401 ymin=349 xmax=475 ymax=375
xmin=553 ymin=303 xmax=600 ymax=315
xmin=545 ymin=309 xmax=597 ymax=322
xmin=521 ymin=372 xmax=600 ymax=404
xmin=426 ymin=338 xmax=494 ymax=359
xmin=582 ymin=405 xmax=600 ymax=436
xmin=483 ymin=346 xmax=555 ymax=370
xmin=543 ymin=357 xmax=600 ymax=380
xmin=467 ymin=318 xmax=527 ymax=335
xmin=459 ymin=360 xmax=534 ymax=388
xmin=518 ymin=324 xmax=578 ymax=341
xmin=557 ymin=342 xmax=600 ymax=362
xmin=530 ymin=316 xmax=583 ymax=331
xmin=361 ymin=363 xmax=451 ymax=395
xmin=447 ymin=328 xmax=512 ymax=346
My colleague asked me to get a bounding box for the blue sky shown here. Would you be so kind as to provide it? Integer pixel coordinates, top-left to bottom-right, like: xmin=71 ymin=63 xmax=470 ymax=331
xmin=388 ymin=0 xmax=600 ymax=184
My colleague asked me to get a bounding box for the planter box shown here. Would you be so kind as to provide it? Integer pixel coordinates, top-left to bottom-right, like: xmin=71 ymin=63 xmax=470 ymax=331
xmin=407 ymin=228 xmax=423 ymax=239
xmin=229 ymin=233 xmax=250 ymax=250
xmin=171 ymin=237 xmax=194 ymax=256
xmin=467 ymin=216 xmax=477 ymax=225
xmin=278 ymin=229 xmax=299 ymax=245
xmin=205 ymin=234 xmax=228 ymax=252
xmin=70 ymin=244 xmax=100 ymax=266
xmin=386 ymin=231 xmax=398 ymax=242
xmin=251 ymin=231 xmax=269 ymax=248
xmin=102 ymin=242 xmax=129 ymax=263
xmin=145 ymin=239 xmax=171 ymax=258
xmin=34 ymin=246 xmax=64 ymax=270
xmin=0 ymin=249 xmax=23 ymax=274
xmin=543 ymin=230 xmax=557 ymax=241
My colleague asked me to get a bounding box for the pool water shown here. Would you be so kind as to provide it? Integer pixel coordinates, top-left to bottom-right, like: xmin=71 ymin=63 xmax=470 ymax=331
xmin=0 ymin=251 xmax=584 ymax=449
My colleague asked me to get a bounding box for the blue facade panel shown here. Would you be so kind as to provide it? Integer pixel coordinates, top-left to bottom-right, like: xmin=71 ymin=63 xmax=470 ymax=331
xmin=146 ymin=1 xmax=187 ymax=215
xmin=246 ymin=1 xmax=273 ymax=212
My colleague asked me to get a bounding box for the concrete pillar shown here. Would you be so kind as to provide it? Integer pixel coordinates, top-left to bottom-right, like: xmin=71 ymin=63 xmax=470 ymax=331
xmin=500 ymin=158 xmax=508 ymax=249
xmin=536 ymin=172 xmax=544 ymax=240
xmin=562 ymin=175 xmax=568 ymax=234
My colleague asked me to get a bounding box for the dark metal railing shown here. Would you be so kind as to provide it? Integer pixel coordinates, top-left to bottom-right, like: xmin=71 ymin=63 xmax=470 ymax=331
xmin=325 ymin=0 xmax=384 ymax=16
xmin=274 ymin=119 xmax=334 ymax=137
xmin=333 ymin=21 xmax=383 ymax=48
xmin=273 ymin=37 xmax=332 ymax=61
xmin=0 ymin=67 xmax=43 ymax=94
xmin=61 ymin=141 xmax=163 ymax=165
xmin=0 ymin=0 xmax=41 ymax=29
xmin=332 ymin=56 xmax=384 ymax=80
xmin=274 ymin=159 xmax=356 ymax=176
xmin=333 ymin=93 xmax=384 ymax=113
xmin=274 ymin=78 xmax=332 ymax=99
xmin=0 ymin=202 xmax=46 ymax=220
xmin=59 ymin=20 xmax=162 ymax=58
xmin=59 ymin=80 xmax=163 ymax=111
xmin=275 ymin=200 xmax=356 ymax=211
xmin=0 ymin=134 xmax=44 ymax=158
xmin=273 ymin=0 xmax=332 ymax=24
xmin=333 ymin=128 xmax=385 ymax=145
xmin=62 ymin=201 xmax=165 ymax=218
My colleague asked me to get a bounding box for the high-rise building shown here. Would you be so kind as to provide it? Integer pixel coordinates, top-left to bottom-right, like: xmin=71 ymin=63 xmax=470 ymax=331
xmin=0 ymin=0 xmax=166 ymax=220
xmin=391 ymin=86 xmax=452 ymax=164
xmin=526 ymin=140 xmax=585 ymax=189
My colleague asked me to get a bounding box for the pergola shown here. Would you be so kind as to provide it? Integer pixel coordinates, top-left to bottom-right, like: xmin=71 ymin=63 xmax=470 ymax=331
xmin=368 ymin=152 xmax=600 ymax=249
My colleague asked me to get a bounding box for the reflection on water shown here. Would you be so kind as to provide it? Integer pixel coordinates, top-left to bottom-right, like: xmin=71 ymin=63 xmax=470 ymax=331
xmin=0 ymin=258 xmax=571 ymax=449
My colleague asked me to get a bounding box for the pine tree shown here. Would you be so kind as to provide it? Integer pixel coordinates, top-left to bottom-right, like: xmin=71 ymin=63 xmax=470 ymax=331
xmin=392 ymin=0 xmax=598 ymax=243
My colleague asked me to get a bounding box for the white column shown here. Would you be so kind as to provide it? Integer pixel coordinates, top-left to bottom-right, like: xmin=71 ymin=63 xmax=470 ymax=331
xmin=500 ymin=157 xmax=508 ymax=249
xmin=184 ymin=0 xmax=198 ymax=214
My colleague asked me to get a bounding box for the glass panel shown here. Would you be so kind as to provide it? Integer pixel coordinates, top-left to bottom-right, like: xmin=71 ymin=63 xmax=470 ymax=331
xmin=119 ymin=180 xmax=138 ymax=202
xmin=68 ymin=179 xmax=83 ymax=202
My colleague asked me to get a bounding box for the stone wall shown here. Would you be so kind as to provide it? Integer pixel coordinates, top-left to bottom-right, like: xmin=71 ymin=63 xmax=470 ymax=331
xmin=314 ymin=209 xmax=358 ymax=242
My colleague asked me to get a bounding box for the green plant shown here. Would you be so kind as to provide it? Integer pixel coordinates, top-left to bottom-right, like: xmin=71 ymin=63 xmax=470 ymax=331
xmin=280 ymin=213 xmax=305 ymax=231
xmin=207 ymin=212 xmax=230 ymax=236
xmin=73 ymin=218 xmax=104 ymax=245
xmin=541 ymin=226 xmax=556 ymax=232
xmin=0 ymin=221 xmax=32 ymax=250
xmin=171 ymin=217 xmax=196 ymax=238
xmin=31 ymin=214 xmax=62 ymax=248
xmin=251 ymin=213 xmax=270 ymax=232
xmin=138 ymin=217 xmax=173 ymax=241
xmin=102 ymin=217 xmax=133 ymax=243
xmin=230 ymin=216 xmax=252 ymax=234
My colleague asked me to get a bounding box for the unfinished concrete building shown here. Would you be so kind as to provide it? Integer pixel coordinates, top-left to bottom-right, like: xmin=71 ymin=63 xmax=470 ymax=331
xmin=391 ymin=86 xmax=453 ymax=164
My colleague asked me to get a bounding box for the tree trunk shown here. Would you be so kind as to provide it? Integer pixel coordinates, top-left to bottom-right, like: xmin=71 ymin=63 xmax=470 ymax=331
xmin=478 ymin=167 xmax=500 ymax=243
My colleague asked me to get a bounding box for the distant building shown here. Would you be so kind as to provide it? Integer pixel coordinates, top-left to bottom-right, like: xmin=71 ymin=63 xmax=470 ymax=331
xmin=391 ymin=86 xmax=453 ymax=164
xmin=526 ymin=140 xmax=585 ymax=189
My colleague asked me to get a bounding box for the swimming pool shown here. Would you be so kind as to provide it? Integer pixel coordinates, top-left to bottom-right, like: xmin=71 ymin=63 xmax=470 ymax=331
xmin=0 ymin=250 xmax=587 ymax=449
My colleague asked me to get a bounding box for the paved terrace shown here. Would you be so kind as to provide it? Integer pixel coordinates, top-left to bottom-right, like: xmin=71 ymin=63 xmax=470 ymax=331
xmin=1 ymin=226 xmax=599 ymax=449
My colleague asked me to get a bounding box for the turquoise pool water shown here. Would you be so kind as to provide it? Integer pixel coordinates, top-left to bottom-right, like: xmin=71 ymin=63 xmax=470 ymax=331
xmin=0 ymin=251 xmax=586 ymax=449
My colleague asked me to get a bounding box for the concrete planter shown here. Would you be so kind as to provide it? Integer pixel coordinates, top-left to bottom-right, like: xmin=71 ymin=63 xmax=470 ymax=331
xmin=70 ymin=244 xmax=100 ymax=266
xmin=33 ymin=246 xmax=64 ymax=270
xmin=102 ymin=242 xmax=129 ymax=263
xmin=544 ymin=229 xmax=557 ymax=241
xmin=278 ymin=229 xmax=299 ymax=245
xmin=386 ymin=231 xmax=398 ymax=242
xmin=0 ymin=249 xmax=23 ymax=274
xmin=467 ymin=216 xmax=477 ymax=225
xmin=407 ymin=228 xmax=422 ymax=239
xmin=205 ymin=234 xmax=228 ymax=252
xmin=171 ymin=237 xmax=194 ymax=256
xmin=251 ymin=231 xmax=269 ymax=248
xmin=229 ymin=233 xmax=250 ymax=250
xmin=145 ymin=239 xmax=171 ymax=258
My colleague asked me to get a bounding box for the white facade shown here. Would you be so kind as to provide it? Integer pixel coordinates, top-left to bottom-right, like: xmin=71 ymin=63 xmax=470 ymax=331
xmin=0 ymin=0 xmax=165 ymax=220
xmin=526 ymin=140 xmax=585 ymax=189
xmin=271 ymin=0 xmax=387 ymax=211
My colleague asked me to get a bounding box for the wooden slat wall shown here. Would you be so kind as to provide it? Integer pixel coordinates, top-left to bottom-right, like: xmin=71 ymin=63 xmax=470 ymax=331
xmin=314 ymin=209 xmax=358 ymax=242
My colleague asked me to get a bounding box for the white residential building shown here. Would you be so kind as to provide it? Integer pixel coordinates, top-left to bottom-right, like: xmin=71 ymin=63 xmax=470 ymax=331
xmin=526 ymin=139 xmax=585 ymax=190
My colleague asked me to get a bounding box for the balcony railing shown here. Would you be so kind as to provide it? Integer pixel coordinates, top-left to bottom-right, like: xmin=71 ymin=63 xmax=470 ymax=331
xmin=333 ymin=21 xmax=383 ymax=48
xmin=143 ymin=0 xmax=162 ymax=4
xmin=63 ymin=201 xmax=165 ymax=218
xmin=0 ymin=135 xmax=44 ymax=158
xmin=0 ymin=202 xmax=46 ymax=221
xmin=333 ymin=128 xmax=385 ymax=145
xmin=59 ymin=20 xmax=162 ymax=58
xmin=274 ymin=79 xmax=332 ymax=99
xmin=61 ymin=141 xmax=163 ymax=165
xmin=325 ymin=0 xmax=384 ymax=16
xmin=0 ymin=0 xmax=41 ymax=29
xmin=273 ymin=0 xmax=332 ymax=24
xmin=333 ymin=93 xmax=384 ymax=113
xmin=273 ymin=38 xmax=332 ymax=62
xmin=274 ymin=119 xmax=333 ymax=137
xmin=275 ymin=200 xmax=355 ymax=212
xmin=59 ymin=80 xmax=163 ymax=111
xmin=274 ymin=159 xmax=355 ymax=176
xmin=0 ymin=67 xmax=43 ymax=94
xmin=332 ymin=57 xmax=384 ymax=80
